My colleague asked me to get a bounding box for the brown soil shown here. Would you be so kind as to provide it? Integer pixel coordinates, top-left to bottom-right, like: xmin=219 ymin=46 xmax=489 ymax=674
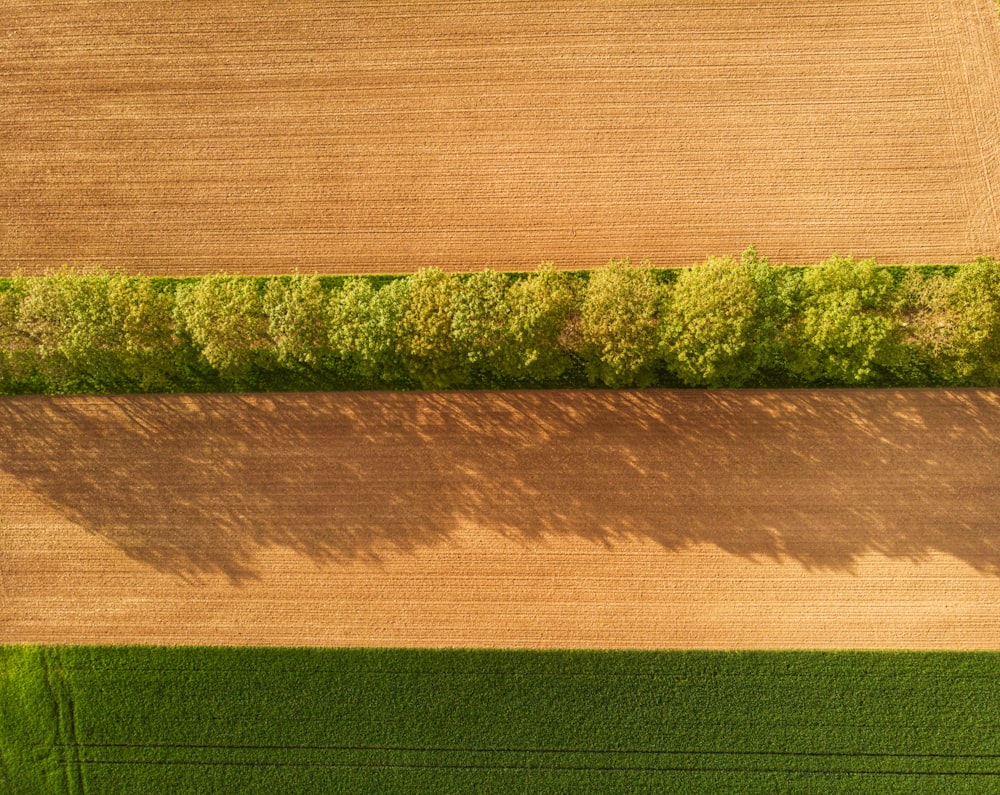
xmin=3 ymin=388 xmax=1000 ymax=649
xmin=3 ymin=0 xmax=1000 ymax=275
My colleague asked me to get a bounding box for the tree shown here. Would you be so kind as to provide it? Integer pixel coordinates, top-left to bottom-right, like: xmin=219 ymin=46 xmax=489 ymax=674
xmin=899 ymin=258 xmax=1000 ymax=384
xmin=449 ymin=269 xmax=510 ymax=378
xmin=579 ymin=260 xmax=664 ymax=387
xmin=661 ymin=247 xmax=791 ymax=387
xmin=0 ymin=279 xmax=35 ymax=389
xmin=938 ymin=257 xmax=1000 ymax=383
xmin=8 ymin=268 xmax=177 ymax=391
xmin=395 ymin=268 xmax=468 ymax=389
xmin=102 ymin=272 xmax=179 ymax=390
xmin=174 ymin=275 xmax=274 ymax=384
xmin=329 ymin=277 xmax=407 ymax=384
xmin=499 ymin=266 xmax=580 ymax=383
xmin=787 ymin=255 xmax=899 ymax=384
xmin=263 ymin=275 xmax=332 ymax=369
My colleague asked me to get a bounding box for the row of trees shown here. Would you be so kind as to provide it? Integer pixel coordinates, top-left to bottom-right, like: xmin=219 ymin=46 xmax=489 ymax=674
xmin=1 ymin=249 xmax=998 ymax=394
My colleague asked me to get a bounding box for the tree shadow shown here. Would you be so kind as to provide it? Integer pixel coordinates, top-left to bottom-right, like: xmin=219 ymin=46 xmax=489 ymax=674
xmin=1 ymin=388 xmax=999 ymax=584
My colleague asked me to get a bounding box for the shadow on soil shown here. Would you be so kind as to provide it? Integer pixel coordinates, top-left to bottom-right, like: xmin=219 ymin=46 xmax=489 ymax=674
xmin=1 ymin=388 xmax=999 ymax=583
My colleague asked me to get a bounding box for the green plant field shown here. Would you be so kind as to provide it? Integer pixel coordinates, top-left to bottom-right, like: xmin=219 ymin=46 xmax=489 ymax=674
xmin=4 ymin=647 xmax=1000 ymax=794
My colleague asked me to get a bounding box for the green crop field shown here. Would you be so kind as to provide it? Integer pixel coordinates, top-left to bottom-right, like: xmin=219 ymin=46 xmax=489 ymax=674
xmin=4 ymin=647 xmax=1000 ymax=794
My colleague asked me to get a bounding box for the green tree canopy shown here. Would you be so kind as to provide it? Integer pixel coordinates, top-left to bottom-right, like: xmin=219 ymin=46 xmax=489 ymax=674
xmin=499 ymin=266 xmax=580 ymax=383
xmin=899 ymin=257 xmax=1000 ymax=384
xmin=661 ymin=247 xmax=791 ymax=387
xmin=788 ymin=255 xmax=899 ymax=384
xmin=579 ymin=260 xmax=664 ymax=388
xmin=8 ymin=269 xmax=176 ymax=391
xmin=449 ymin=269 xmax=511 ymax=379
xmin=174 ymin=275 xmax=273 ymax=385
xmin=395 ymin=268 xmax=468 ymax=389
xmin=264 ymin=275 xmax=332 ymax=369
xmin=329 ymin=277 xmax=407 ymax=384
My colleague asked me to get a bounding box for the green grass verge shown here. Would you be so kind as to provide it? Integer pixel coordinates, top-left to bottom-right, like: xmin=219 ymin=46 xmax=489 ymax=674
xmin=4 ymin=647 xmax=1000 ymax=793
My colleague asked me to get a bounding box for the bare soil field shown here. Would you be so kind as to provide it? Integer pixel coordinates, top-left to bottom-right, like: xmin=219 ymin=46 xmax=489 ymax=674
xmin=2 ymin=0 xmax=999 ymax=275
xmin=2 ymin=388 xmax=1000 ymax=649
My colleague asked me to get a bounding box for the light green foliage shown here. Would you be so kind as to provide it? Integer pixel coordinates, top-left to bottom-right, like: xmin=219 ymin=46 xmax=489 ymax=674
xmin=449 ymin=269 xmax=510 ymax=374
xmin=789 ymin=256 xmax=899 ymax=384
xmin=6 ymin=269 xmax=176 ymax=390
xmin=579 ymin=260 xmax=664 ymax=387
xmin=898 ymin=258 xmax=1000 ymax=384
xmin=263 ymin=276 xmax=331 ymax=368
xmin=662 ymin=247 xmax=792 ymax=387
xmin=174 ymin=276 xmax=274 ymax=384
xmin=395 ymin=268 xmax=468 ymax=389
xmin=104 ymin=275 xmax=178 ymax=390
xmin=329 ymin=277 xmax=408 ymax=383
xmin=1 ymin=257 xmax=999 ymax=394
xmin=0 ymin=281 xmax=32 ymax=384
xmin=500 ymin=266 xmax=580 ymax=382
xmin=896 ymin=269 xmax=957 ymax=383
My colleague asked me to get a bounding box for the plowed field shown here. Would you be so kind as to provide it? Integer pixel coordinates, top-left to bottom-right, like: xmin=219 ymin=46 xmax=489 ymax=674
xmin=3 ymin=389 xmax=1000 ymax=649
xmin=2 ymin=0 xmax=999 ymax=275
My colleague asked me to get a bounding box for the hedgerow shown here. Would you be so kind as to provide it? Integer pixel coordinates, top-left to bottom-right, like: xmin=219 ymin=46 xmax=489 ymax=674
xmin=1 ymin=250 xmax=998 ymax=394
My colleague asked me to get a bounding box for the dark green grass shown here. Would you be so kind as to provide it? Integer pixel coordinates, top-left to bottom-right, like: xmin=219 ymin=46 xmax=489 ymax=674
xmin=4 ymin=647 xmax=1000 ymax=794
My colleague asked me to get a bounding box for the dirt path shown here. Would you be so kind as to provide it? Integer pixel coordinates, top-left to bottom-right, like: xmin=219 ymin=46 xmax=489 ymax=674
xmin=3 ymin=0 xmax=1000 ymax=275
xmin=3 ymin=388 xmax=1000 ymax=649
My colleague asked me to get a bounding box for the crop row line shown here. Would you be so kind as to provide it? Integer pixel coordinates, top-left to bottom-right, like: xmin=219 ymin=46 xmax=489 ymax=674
xmin=60 ymin=742 xmax=1000 ymax=760
xmin=56 ymin=757 xmax=1000 ymax=776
